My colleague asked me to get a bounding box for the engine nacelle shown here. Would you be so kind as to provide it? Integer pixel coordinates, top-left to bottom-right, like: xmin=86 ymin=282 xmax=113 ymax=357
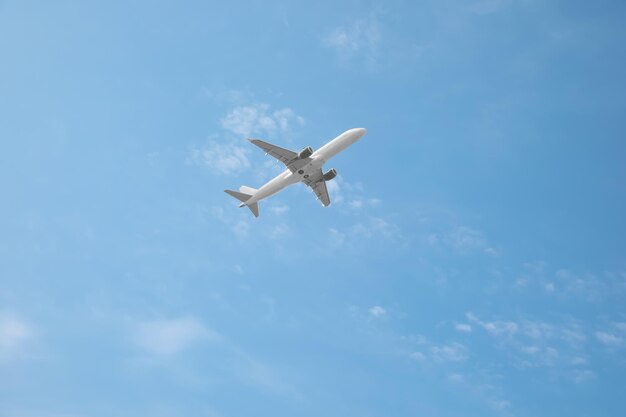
xmin=323 ymin=168 xmax=337 ymax=181
xmin=298 ymin=146 xmax=313 ymax=159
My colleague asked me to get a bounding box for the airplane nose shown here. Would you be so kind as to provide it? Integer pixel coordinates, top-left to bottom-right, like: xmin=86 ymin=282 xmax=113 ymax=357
xmin=354 ymin=128 xmax=367 ymax=137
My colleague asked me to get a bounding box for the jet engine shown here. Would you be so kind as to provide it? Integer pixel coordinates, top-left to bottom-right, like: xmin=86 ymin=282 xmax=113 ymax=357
xmin=322 ymin=168 xmax=337 ymax=181
xmin=298 ymin=146 xmax=313 ymax=159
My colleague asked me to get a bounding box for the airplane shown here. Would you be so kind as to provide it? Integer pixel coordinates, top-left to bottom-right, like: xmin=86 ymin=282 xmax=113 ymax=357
xmin=224 ymin=127 xmax=367 ymax=217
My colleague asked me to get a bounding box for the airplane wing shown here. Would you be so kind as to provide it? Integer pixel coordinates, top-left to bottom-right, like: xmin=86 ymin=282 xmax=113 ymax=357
xmin=248 ymin=139 xmax=297 ymax=167
xmin=303 ymin=170 xmax=331 ymax=207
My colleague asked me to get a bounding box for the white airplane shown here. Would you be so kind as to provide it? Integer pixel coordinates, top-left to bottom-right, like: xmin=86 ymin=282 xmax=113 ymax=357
xmin=225 ymin=127 xmax=367 ymax=217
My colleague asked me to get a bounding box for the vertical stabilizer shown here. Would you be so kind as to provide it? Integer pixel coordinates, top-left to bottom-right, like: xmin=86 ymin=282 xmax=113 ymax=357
xmin=224 ymin=189 xmax=251 ymax=203
xmin=248 ymin=202 xmax=259 ymax=217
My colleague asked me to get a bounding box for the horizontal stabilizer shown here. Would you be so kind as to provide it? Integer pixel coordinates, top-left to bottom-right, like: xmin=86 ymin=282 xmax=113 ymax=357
xmin=224 ymin=189 xmax=251 ymax=203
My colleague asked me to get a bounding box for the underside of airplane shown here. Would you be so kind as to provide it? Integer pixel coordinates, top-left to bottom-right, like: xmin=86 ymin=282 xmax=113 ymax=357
xmin=224 ymin=128 xmax=366 ymax=217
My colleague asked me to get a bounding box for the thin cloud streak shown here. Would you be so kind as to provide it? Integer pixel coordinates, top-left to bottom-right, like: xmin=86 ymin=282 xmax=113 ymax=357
xmin=133 ymin=316 xmax=216 ymax=355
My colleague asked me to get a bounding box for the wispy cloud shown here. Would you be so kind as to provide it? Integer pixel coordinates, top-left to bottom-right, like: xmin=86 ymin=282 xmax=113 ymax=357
xmin=447 ymin=226 xmax=498 ymax=255
xmin=519 ymin=346 xmax=560 ymax=367
xmin=595 ymin=331 xmax=624 ymax=347
xmin=268 ymin=204 xmax=289 ymax=216
xmin=490 ymin=399 xmax=512 ymax=411
xmin=572 ymin=369 xmax=595 ymax=384
xmin=266 ymin=223 xmax=289 ymax=240
xmin=448 ymin=373 xmax=465 ymax=383
xmin=129 ymin=316 xmax=299 ymax=397
xmin=369 ymin=305 xmax=387 ymax=318
xmin=328 ymin=216 xmax=400 ymax=248
xmin=326 ymin=176 xmax=382 ymax=210
xmin=511 ymin=263 xmax=625 ymax=303
xmin=455 ymin=323 xmax=472 ymax=333
xmin=188 ymin=141 xmax=251 ymax=175
xmin=447 ymin=226 xmax=487 ymax=249
xmin=463 ymin=312 xmax=601 ymax=384
xmin=427 ymin=226 xmax=498 ymax=256
xmin=466 ymin=312 xmax=518 ymax=337
xmin=614 ymin=322 xmax=626 ymax=332
xmin=326 ymin=179 xmax=342 ymax=204
xmin=189 ymin=101 xmax=304 ymax=179
xmin=221 ymin=103 xmax=304 ymax=137
xmin=232 ymin=220 xmax=250 ymax=238
xmin=444 ymin=368 xmax=512 ymax=413
xmin=133 ymin=316 xmax=216 ymax=355
xmin=554 ymin=269 xmax=611 ymax=302
xmin=466 ymin=312 xmax=588 ymax=349
xmin=323 ymin=15 xmax=381 ymax=67
xmin=0 ymin=314 xmax=33 ymax=359
xmin=351 ymin=217 xmax=400 ymax=240
xmin=409 ymin=336 xmax=468 ymax=363
xmin=430 ymin=342 xmax=468 ymax=362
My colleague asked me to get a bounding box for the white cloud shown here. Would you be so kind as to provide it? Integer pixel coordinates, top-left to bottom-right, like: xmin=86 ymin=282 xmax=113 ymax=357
xmin=326 ymin=179 xmax=343 ymax=204
xmin=268 ymin=204 xmax=289 ymax=216
xmin=490 ymin=399 xmax=511 ymax=411
xmin=614 ymin=322 xmax=626 ymax=332
xmin=559 ymin=327 xmax=586 ymax=345
xmin=409 ymin=351 xmax=425 ymax=361
xmin=0 ymin=314 xmax=32 ymax=356
xmin=232 ymin=221 xmax=250 ymax=238
xmin=595 ymin=331 xmax=624 ymax=347
xmin=328 ymin=216 xmax=399 ymax=248
xmin=544 ymin=347 xmax=559 ymax=362
xmin=520 ymin=345 xmax=541 ymax=355
xmin=520 ymin=346 xmax=559 ymax=367
xmin=572 ymin=369 xmax=595 ymax=383
xmin=484 ymin=247 xmax=499 ymax=256
xmin=555 ymin=269 xmax=607 ymax=301
xmin=448 ymin=373 xmax=465 ymax=383
xmin=428 ymin=226 xmax=497 ymax=255
xmin=324 ymin=16 xmax=381 ymax=66
xmin=221 ymin=103 xmax=304 ymax=137
xmin=431 ymin=343 xmax=468 ymax=362
xmin=189 ymin=141 xmax=250 ymax=176
xmin=189 ymin=99 xmax=304 ymax=181
xmin=467 ymin=313 xmax=518 ymax=337
xmin=266 ymin=223 xmax=289 ymax=240
xmin=134 ymin=316 xmax=215 ymax=355
xmin=273 ymin=108 xmax=304 ymax=132
xmin=447 ymin=226 xmax=487 ymax=250
xmin=483 ymin=320 xmax=518 ymax=337
xmin=369 ymin=305 xmax=387 ymax=317
xmin=523 ymin=321 xmax=553 ymax=340
xmin=351 ymin=217 xmax=400 ymax=240
xmin=455 ymin=323 xmax=472 ymax=333
xmin=326 ymin=176 xmax=381 ymax=211
xmin=328 ymin=228 xmax=346 ymax=246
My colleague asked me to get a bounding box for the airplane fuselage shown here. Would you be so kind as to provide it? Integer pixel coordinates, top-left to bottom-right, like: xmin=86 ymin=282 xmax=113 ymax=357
xmin=244 ymin=128 xmax=366 ymax=206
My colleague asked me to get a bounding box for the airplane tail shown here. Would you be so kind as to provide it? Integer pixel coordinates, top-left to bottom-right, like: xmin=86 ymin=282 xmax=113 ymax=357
xmin=224 ymin=188 xmax=260 ymax=218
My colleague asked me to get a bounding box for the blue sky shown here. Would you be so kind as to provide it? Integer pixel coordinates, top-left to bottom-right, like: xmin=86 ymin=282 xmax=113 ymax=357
xmin=1 ymin=1 xmax=626 ymax=416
